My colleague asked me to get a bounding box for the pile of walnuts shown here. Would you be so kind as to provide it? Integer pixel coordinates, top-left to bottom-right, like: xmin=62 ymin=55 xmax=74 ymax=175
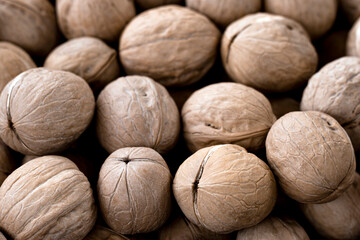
xmin=0 ymin=0 xmax=359 ymax=239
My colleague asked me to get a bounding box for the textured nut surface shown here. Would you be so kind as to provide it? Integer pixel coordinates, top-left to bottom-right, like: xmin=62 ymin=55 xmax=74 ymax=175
xmin=266 ymin=111 xmax=356 ymax=203
xmin=120 ymin=5 xmax=220 ymax=87
xmin=236 ymin=216 xmax=309 ymax=240
xmin=221 ymin=13 xmax=318 ymax=93
xmin=173 ymin=144 xmax=277 ymax=233
xmin=44 ymin=37 xmax=120 ymax=92
xmin=0 ymin=68 xmax=95 ymax=155
xmin=135 ymin=0 xmax=183 ymax=9
xmin=186 ymin=0 xmax=261 ymax=28
xmin=264 ymin=0 xmax=337 ymax=39
xmin=0 ymin=0 xmax=58 ymax=56
xmin=0 ymin=156 xmax=97 ymax=240
xmin=300 ymin=173 xmax=360 ymax=240
xmin=96 ymin=75 xmax=180 ymax=154
xmin=301 ymin=57 xmax=360 ymax=151
xmin=84 ymin=225 xmax=128 ymax=240
xmin=347 ymin=18 xmax=360 ymax=57
xmin=340 ymin=0 xmax=360 ymax=23
xmin=182 ymin=82 xmax=276 ymax=152
xmin=98 ymin=147 xmax=172 ymax=235
xmin=0 ymin=141 xmax=14 ymax=186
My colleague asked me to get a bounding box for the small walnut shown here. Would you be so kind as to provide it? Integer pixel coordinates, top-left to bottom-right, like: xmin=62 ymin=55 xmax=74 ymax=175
xmin=119 ymin=5 xmax=220 ymax=87
xmin=301 ymin=57 xmax=360 ymax=151
xmin=173 ymin=144 xmax=277 ymax=234
xmin=221 ymin=13 xmax=318 ymax=93
xmin=0 ymin=141 xmax=14 ymax=186
xmin=84 ymin=225 xmax=129 ymax=240
xmin=347 ymin=18 xmax=360 ymax=57
xmin=264 ymin=0 xmax=337 ymax=39
xmin=44 ymin=37 xmax=120 ymax=92
xmin=266 ymin=111 xmax=356 ymax=204
xmin=0 ymin=68 xmax=95 ymax=155
xmin=135 ymin=0 xmax=183 ymax=9
xmin=269 ymin=97 xmax=300 ymax=119
xmin=96 ymin=75 xmax=180 ymax=154
xmin=0 ymin=0 xmax=58 ymax=56
xmin=339 ymin=0 xmax=360 ymax=23
xmin=182 ymin=82 xmax=276 ymax=152
xmin=0 ymin=156 xmax=97 ymax=240
xmin=56 ymin=0 xmax=136 ymax=42
xmin=98 ymin=147 xmax=172 ymax=235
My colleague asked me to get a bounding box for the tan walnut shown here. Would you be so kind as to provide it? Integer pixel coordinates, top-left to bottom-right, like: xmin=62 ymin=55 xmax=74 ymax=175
xmin=347 ymin=18 xmax=360 ymax=57
xmin=0 ymin=141 xmax=14 ymax=186
xmin=135 ymin=0 xmax=183 ymax=9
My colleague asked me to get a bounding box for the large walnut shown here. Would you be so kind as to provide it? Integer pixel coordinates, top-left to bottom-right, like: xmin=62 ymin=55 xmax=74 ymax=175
xmin=119 ymin=5 xmax=220 ymax=87
xmin=347 ymin=18 xmax=360 ymax=57
xmin=182 ymin=82 xmax=276 ymax=152
xmin=301 ymin=57 xmax=360 ymax=151
xmin=221 ymin=13 xmax=318 ymax=93
xmin=0 ymin=156 xmax=97 ymax=240
xmin=135 ymin=0 xmax=183 ymax=9
xmin=0 ymin=141 xmax=14 ymax=186
xmin=266 ymin=111 xmax=356 ymax=204
xmin=96 ymin=75 xmax=180 ymax=154
xmin=339 ymin=0 xmax=360 ymax=23
xmin=173 ymin=144 xmax=277 ymax=234
xmin=0 ymin=0 xmax=58 ymax=56
xmin=98 ymin=147 xmax=172 ymax=235
xmin=84 ymin=225 xmax=129 ymax=240
xmin=0 ymin=68 xmax=95 ymax=155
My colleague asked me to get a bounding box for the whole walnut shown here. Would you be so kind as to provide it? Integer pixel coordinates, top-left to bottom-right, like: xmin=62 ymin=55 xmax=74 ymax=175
xmin=221 ymin=13 xmax=318 ymax=93
xmin=301 ymin=57 xmax=360 ymax=151
xmin=236 ymin=216 xmax=309 ymax=240
xmin=300 ymin=173 xmax=360 ymax=240
xmin=266 ymin=111 xmax=356 ymax=204
xmin=96 ymin=75 xmax=180 ymax=154
xmin=98 ymin=147 xmax=172 ymax=235
xmin=0 ymin=68 xmax=95 ymax=155
xmin=182 ymin=82 xmax=276 ymax=152
xmin=269 ymin=97 xmax=300 ymax=119
xmin=347 ymin=18 xmax=360 ymax=57
xmin=173 ymin=144 xmax=277 ymax=234
xmin=84 ymin=225 xmax=129 ymax=240
xmin=135 ymin=0 xmax=183 ymax=9
xmin=339 ymin=0 xmax=360 ymax=23
xmin=264 ymin=0 xmax=337 ymax=39
xmin=0 ymin=0 xmax=58 ymax=56
xmin=0 ymin=141 xmax=14 ymax=186
xmin=44 ymin=37 xmax=120 ymax=92
xmin=0 ymin=155 xmax=97 ymax=240
xmin=186 ymin=0 xmax=262 ymax=28
xmin=119 ymin=5 xmax=220 ymax=87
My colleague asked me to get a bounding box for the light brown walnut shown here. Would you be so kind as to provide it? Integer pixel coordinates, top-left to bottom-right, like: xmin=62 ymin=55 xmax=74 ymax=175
xmin=135 ymin=0 xmax=183 ymax=9
xmin=347 ymin=18 xmax=360 ymax=57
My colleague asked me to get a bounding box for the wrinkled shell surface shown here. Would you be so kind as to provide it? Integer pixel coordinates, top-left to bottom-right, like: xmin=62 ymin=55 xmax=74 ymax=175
xmin=0 ymin=141 xmax=14 ymax=186
xmin=182 ymin=82 xmax=276 ymax=152
xmin=96 ymin=75 xmax=180 ymax=154
xmin=340 ymin=0 xmax=360 ymax=23
xmin=173 ymin=144 xmax=277 ymax=234
xmin=300 ymin=173 xmax=360 ymax=240
xmin=135 ymin=0 xmax=183 ymax=9
xmin=0 ymin=156 xmax=97 ymax=240
xmin=57 ymin=0 xmax=136 ymax=42
xmin=301 ymin=57 xmax=360 ymax=151
xmin=44 ymin=37 xmax=120 ymax=91
xmin=236 ymin=216 xmax=309 ymax=240
xmin=0 ymin=68 xmax=95 ymax=155
xmin=221 ymin=13 xmax=318 ymax=93
xmin=120 ymin=5 xmax=220 ymax=87
xmin=84 ymin=225 xmax=128 ymax=240
xmin=98 ymin=147 xmax=172 ymax=235
xmin=269 ymin=97 xmax=300 ymax=119
xmin=347 ymin=18 xmax=360 ymax=57
xmin=0 ymin=0 xmax=58 ymax=56
xmin=264 ymin=0 xmax=337 ymax=39
xmin=266 ymin=111 xmax=356 ymax=203
xmin=186 ymin=0 xmax=261 ymax=28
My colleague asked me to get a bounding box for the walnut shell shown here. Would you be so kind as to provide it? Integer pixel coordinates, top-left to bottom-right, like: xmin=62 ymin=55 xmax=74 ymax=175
xmin=300 ymin=173 xmax=360 ymax=240
xmin=96 ymin=75 xmax=180 ymax=154
xmin=0 ymin=0 xmax=58 ymax=56
xmin=301 ymin=57 xmax=360 ymax=151
xmin=0 ymin=68 xmax=95 ymax=155
xmin=0 ymin=141 xmax=14 ymax=186
xmin=347 ymin=17 xmax=360 ymax=57
xmin=44 ymin=37 xmax=120 ymax=92
xmin=119 ymin=5 xmax=220 ymax=87
xmin=264 ymin=0 xmax=337 ymax=39
xmin=340 ymin=0 xmax=360 ymax=23
xmin=135 ymin=0 xmax=183 ymax=9
xmin=266 ymin=111 xmax=356 ymax=204
xmin=98 ymin=147 xmax=172 ymax=235
xmin=173 ymin=144 xmax=277 ymax=234
xmin=221 ymin=13 xmax=318 ymax=93
xmin=186 ymin=0 xmax=262 ymax=28
xmin=182 ymin=82 xmax=276 ymax=152
xmin=84 ymin=225 xmax=129 ymax=240
xmin=56 ymin=0 xmax=135 ymax=42
xmin=0 ymin=155 xmax=97 ymax=240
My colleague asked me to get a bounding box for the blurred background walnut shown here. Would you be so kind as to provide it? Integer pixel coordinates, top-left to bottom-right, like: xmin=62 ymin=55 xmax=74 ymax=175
xmin=347 ymin=18 xmax=360 ymax=57
xmin=135 ymin=0 xmax=183 ymax=10
xmin=84 ymin=225 xmax=129 ymax=240
xmin=339 ymin=0 xmax=360 ymax=23
xmin=0 ymin=141 xmax=14 ymax=186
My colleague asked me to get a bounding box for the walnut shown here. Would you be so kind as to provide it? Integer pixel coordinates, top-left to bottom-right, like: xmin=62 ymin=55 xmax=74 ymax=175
xmin=97 ymin=147 xmax=172 ymax=234
xmin=221 ymin=13 xmax=318 ymax=93
xmin=135 ymin=0 xmax=183 ymax=9
xmin=339 ymin=0 xmax=360 ymax=23
xmin=119 ymin=5 xmax=220 ymax=87
xmin=0 ymin=232 xmax=5 ymax=240
xmin=0 ymin=155 xmax=97 ymax=240
xmin=182 ymin=82 xmax=276 ymax=152
xmin=173 ymin=144 xmax=277 ymax=234
xmin=266 ymin=111 xmax=356 ymax=204
xmin=0 ymin=141 xmax=14 ymax=186
xmin=347 ymin=18 xmax=360 ymax=57
xmin=269 ymin=97 xmax=300 ymax=119
xmin=84 ymin=225 xmax=129 ymax=240
xmin=0 ymin=68 xmax=95 ymax=155
xmin=301 ymin=57 xmax=360 ymax=151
